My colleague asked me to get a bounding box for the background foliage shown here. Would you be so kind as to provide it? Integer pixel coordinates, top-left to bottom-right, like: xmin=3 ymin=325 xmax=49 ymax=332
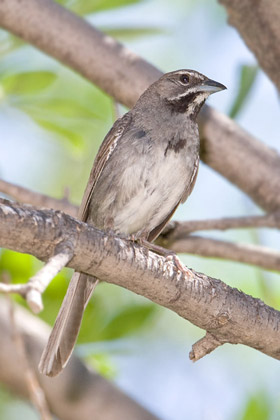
xmin=0 ymin=0 xmax=280 ymax=419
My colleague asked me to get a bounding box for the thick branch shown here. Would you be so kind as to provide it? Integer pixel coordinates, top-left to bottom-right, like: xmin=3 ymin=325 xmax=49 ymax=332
xmin=1 ymin=199 xmax=280 ymax=362
xmin=6 ymin=178 xmax=280 ymax=233
xmin=3 ymin=179 xmax=280 ymax=271
xmin=220 ymin=0 xmax=280 ymax=91
xmin=2 ymin=178 xmax=280 ymax=234
xmin=1 ymin=0 xmax=280 ymax=211
xmin=199 ymin=106 xmax=280 ymax=212
xmin=157 ymin=235 xmax=280 ymax=272
xmin=0 ymin=298 xmax=159 ymax=420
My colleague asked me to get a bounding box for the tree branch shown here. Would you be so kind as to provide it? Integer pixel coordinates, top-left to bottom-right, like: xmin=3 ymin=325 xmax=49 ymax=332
xmin=26 ymin=248 xmax=74 ymax=313
xmin=190 ymin=332 xmax=223 ymax=362
xmin=198 ymin=106 xmax=280 ymax=212
xmin=2 ymin=179 xmax=280 ymax=271
xmin=219 ymin=0 xmax=280 ymax=91
xmin=0 ymin=297 xmax=159 ymax=420
xmin=1 ymin=0 xmax=280 ymax=211
xmin=163 ymin=212 xmax=280 ymax=235
xmin=157 ymin=235 xmax=280 ymax=272
xmin=3 ymin=178 xmax=280 ymax=233
xmin=0 ymin=179 xmax=77 ymax=216
xmin=1 ymin=198 xmax=280 ymax=362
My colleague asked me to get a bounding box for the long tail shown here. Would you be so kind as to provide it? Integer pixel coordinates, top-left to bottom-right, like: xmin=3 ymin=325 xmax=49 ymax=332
xmin=39 ymin=272 xmax=98 ymax=376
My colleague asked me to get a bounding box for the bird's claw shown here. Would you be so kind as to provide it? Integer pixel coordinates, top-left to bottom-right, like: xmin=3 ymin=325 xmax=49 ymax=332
xmin=165 ymin=254 xmax=194 ymax=278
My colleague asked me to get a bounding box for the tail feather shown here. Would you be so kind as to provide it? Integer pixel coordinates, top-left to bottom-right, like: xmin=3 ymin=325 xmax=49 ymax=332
xmin=39 ymin=272 xmax=98 ymax=376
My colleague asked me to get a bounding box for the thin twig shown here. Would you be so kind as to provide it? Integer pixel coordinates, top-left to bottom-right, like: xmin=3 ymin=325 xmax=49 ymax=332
xmin=27 ymin=249 xmax=74 ymax=313
xmin=190 ymin=333 xmax=223 ymax=362
xmin=158 ymin=235 xmax=280 ymax=272
xmin=163 ymin=213 xmax=280 ymax=236
xmin=0 ymin=247 xmax=74 ymax=313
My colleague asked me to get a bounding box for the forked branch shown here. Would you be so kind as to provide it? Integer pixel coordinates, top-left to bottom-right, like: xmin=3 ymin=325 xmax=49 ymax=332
xmin=1 ymin=198 xmax=280 ymax=362
xmin=2 ymin=179 xmax=280 ymax=272
xmin=1 ymin=0 xmax=280 ymax=211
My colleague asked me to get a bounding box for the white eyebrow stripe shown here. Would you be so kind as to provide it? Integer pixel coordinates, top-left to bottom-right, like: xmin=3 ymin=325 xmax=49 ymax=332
xmin=174 ymin=70 xmax=204 ymax=79
xmin=168 ymin=86 xmax=198 ymax=101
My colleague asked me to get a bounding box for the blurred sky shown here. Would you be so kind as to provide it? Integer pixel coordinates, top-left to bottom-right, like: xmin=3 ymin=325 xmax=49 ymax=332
xmin=0 ymin=0 xmax=280 ymax=419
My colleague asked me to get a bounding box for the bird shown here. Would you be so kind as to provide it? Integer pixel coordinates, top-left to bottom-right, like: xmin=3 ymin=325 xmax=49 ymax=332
xmin=39 ymin=69 xmax=226 ymax=376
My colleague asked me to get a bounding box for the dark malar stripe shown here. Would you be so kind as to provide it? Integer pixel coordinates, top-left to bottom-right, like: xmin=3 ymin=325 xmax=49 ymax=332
xmin=167 ymin=91 xmax=206 ymax=116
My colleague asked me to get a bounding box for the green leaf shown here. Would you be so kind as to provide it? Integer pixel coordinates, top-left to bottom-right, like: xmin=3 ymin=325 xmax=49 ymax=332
xmin=0 ymin=31 xmax=24 ymax=58
xmin=34 ymin=119 xmax=85 ymax=148
xmin=104 ymin=26 xmax=164 ymax=40
xmin=85 ymin=353 xmax=117 ymax=378
xmin=57 ymin=0 xmax=143 ymax=15
xmin=0 ymin=250 xmax=34 ymax=283
xmin=39 ymin=269 xmax=71 ymax=325
xmin=99 ymin=304 xmax=157 ymax=340
xmin=77 ymin=297 xmax=157 ymax=344
xmin=77 ymin=295 xmax=111 ymax=343
xmin=23 ymin=98 xmax=99 ymax=120
xmin=0 ymin=250 xmax=43 ymax=307
xmin=2 ymin=71 xmax=57 ymax=95
xmin=229 ymin=64 xmax=258 ymax=119
xmin=240 ymin=393 xmax=270 ymax=420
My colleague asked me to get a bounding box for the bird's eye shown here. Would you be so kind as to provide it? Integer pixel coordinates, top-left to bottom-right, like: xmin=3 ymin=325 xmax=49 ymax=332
xmin=180 ymin=74 xmax=190 ymax=85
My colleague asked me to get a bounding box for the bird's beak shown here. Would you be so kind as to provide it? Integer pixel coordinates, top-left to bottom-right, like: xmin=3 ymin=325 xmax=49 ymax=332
xmin=198 ymin=79 xmax=227 ymax=94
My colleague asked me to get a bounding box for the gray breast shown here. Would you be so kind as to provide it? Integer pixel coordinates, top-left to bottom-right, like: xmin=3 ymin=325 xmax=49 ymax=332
xmin=88 ymin=112 xmax=199 ymax=238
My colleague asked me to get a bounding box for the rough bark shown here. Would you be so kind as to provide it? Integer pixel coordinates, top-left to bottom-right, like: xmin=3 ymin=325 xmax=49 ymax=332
xmin=2 ymin=179 xmax=280 ymax=272
xmin=1 ymin=199 xmax=280 ymax=362
xmin=158 ymin=235 xmax=280 ymax=272
xmin=220 ymin=0 xmax=280 ymax=91
xmin=0 ymin=0 xmax=280 ymax=211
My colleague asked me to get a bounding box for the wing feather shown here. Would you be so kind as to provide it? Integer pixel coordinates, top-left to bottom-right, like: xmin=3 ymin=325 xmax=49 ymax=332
xmin=39 ymin=112 xmax=132 ymax=376
xmin=78 ymin=112 xmax=132 ymax=221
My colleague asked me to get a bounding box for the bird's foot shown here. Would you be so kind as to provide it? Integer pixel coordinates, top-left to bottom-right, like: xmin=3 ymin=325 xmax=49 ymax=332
xmin=128 ymin=233 xmax=137 ymax=242
xmin=137 ymin=237 xmax=168 ymax=256
xmin=136 ymin=238 xmax=193 ymax=276
xmin=165 ymin=253 xmax=195 ymax=278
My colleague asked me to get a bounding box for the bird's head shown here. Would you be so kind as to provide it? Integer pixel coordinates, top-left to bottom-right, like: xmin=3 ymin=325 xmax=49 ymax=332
xmin=154 ymin=69 xmax=226 ymax=118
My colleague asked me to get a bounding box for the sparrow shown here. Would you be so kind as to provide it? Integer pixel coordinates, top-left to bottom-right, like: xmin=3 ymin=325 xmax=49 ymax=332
xmin=39 ymin=69 xmax=226 ymax=376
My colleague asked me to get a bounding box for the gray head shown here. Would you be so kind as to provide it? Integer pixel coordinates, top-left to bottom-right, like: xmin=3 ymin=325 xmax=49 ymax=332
xmin=141 ymin=69 xmax=226 ymax=120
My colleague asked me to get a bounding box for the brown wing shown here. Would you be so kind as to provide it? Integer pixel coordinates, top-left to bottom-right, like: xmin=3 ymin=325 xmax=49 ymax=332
xmin=39 ymin=112 xmax=133 ymax=377
xmin=148 ymin=155 xmax=199 ymax=242
xmin=148 ymin=201 xmax=180 ymax=242
xmin=78 ymin=112 xmax=132 ymax=222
